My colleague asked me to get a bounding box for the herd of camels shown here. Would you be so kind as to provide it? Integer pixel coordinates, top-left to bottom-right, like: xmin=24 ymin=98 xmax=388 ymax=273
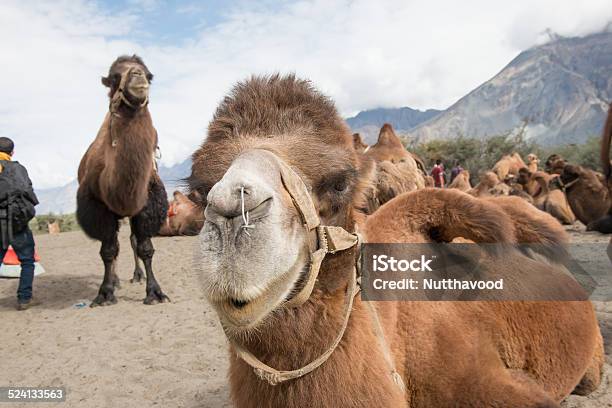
xmin=76 ymin=55 xmax=612 ymax=407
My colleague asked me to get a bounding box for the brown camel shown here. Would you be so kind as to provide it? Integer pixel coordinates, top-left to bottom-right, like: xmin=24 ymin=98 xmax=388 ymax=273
xmin=356 ymin=124 xmax=425 ymax=213
xmin=76 ymin=55 xmax=169 ymax=306
xmin=492 ymin=152 xmax=527 ymax=181
xmin=447 ymin=170 xmax=471 ymax=191
xmin=158 ymin=191 xmax=205 ymax=236
xmin=559 ymin=164 xmax=610 ymax=229
xmin=352 ymin=133 xmax=369 ymax=153
xmin=530 ymin=172 xmax=575 ymax=225
xmin=189 ymin=75 xmax=602 ymax=407
xmin=587 ymin=103 xmax=612 ymax=233
xmin=527 ymin=153 xmax=540 ymax=173
xmin=467 ymin=171 xmax=500 ymax=197
xmin=545 ymin=154 xmax=567 ymax=175
xmin=517 ymin=167 xmax=540 ymax=196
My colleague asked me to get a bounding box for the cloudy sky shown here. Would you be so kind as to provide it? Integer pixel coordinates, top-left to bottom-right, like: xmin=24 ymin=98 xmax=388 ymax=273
xmin=2 ymin=0 xmax=611 ymax=189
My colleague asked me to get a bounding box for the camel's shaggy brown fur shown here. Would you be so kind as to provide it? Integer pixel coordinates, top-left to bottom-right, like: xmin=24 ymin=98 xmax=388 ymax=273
xmin=352 ymin=133 xmax=368 ymax=153
xmin=545 ymin=154 xmax=567 ymax=175
xmin=529 ymin=172 xmax=576 ymax=225
xmin=189 ymin=75 xmax=602 ymax=407
xmin=560 ymin=164 xmax=610 ymax=228
xmin=354 ymin=124 xmax=425 ymax=213
xmin=448 ymin=170 xmax=471 ymax=191
xmin=77 ymin=55 xmax=169 ymax=306
xmin=468 ymin=171 xmax=500 ymax=197
xmin=492 ymin=152 xmax=527 ymax=181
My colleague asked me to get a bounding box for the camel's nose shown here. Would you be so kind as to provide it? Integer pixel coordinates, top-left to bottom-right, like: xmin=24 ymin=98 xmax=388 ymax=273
xmin=204 ymin=152 xmax=276 ymax=228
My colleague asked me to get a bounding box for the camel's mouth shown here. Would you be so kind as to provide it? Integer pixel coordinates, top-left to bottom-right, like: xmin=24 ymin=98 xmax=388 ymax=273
xmin=209 ymin=260 xmax=304 ymax=334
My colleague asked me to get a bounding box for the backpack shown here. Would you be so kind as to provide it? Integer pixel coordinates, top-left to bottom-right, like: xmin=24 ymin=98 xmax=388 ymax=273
xmin=0 ymin=162 xmax=36 ymax=249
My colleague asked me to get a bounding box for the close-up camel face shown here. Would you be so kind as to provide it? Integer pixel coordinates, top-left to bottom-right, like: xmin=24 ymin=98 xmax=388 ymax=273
xmin=101 ymin=55 xmax=153 ymax=109
xmin=189 ymin=75 xmax=362 ymax=335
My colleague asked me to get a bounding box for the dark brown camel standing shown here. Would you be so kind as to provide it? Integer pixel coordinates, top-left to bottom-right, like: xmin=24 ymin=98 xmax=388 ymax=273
xmin=77 ymin=55 xmax=169 ymax=306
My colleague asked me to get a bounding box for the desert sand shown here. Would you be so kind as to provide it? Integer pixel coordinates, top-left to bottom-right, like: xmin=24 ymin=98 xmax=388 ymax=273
xmin=0 ymin=225 xmax=610 ymax=407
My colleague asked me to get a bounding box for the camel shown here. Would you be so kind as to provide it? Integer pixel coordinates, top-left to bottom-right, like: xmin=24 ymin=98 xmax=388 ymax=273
xmin=447 ymin=170 xmax=471 ymax=191
xmin=530 ymin=172 xmax=575 ymax=225
xmin=158 ymin=191 xmax=205 ymax=236
xmin=352 ymin=133 xmax=369 ymax=153
xmin=545 ymin=154 xmax=567 ymax=175
xmin=189 ymin=75 xmax=602 ymax=407
xmin=559 ymin=164 xmax=610 ymax=230
xmin=527 ymin=153 xmax=540 ymax=173
xmin=517 ymin=167 xmax=540 ymax=196
xmin=588 ymin=103 xmax=612 ymax=233
xmin=76 ymin=55 xmax=169 ymax=306
xmin=355 ymin=124 xmax=425 ymax=213
xmin=492 ymin=152 xmax=527 ymax=181
xmin=467 ymin=171 xmax=500 ymax=197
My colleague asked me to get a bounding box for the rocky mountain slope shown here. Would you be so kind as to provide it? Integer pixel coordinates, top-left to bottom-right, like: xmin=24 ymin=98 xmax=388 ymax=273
xmin=407 ymin=32 xmax=612 ymax=145
xmin=346 ymin=107 xmax=442 ymax=144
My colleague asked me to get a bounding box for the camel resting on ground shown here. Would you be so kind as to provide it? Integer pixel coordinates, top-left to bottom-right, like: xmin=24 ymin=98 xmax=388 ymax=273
xmin=467 ymin=171 xmax=500 ymax=197
xmin=559 ymin=164 xmax=610 ymax=230
xmin=189 ymin=75 xmax=602 ymax=407
xmin=447 ymin=170 xmax=471 ymax=191
xmin=357 ymin=124 xmax=425 ymax=213
xmin=157 ymin=191 xmax=205 ymax=236
xmin=530 ymin=172 xmax=575 ymax=225
xmin=492 ymin=152 xmax=527 ymax=181
xmin=77 ymin=55 xmax=169 ymax=306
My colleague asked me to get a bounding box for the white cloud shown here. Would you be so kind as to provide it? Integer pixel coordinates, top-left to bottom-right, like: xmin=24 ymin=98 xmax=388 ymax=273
xmin=1 ymin=0 xmax=611 ymax=188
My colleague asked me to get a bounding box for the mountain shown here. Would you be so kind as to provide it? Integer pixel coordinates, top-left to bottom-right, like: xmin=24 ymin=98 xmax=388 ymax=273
xmin=35 ymin=159 xmax=193 ymax=215
xmin=407 ymin=32 xmax=612 ymax=145
xmin=346 ymin=107 xmax=442 ymax=144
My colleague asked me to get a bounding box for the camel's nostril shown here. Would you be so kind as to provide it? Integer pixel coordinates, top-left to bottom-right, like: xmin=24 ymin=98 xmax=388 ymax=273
xmin=231 ymin=298 xmax=249 ymax=309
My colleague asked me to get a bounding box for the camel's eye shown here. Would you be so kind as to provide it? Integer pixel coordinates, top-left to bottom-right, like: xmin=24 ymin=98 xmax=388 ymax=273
xmin=315 ymin=171 xmax=353 ymax=197
xmin=334 ymin=179 xmax=348 ymax=192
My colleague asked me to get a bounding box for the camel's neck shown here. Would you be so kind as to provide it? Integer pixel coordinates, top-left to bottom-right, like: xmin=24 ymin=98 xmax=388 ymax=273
xmin=100 ymin=108 xmax=157 ymax=216
xmin=228 ymin=247 xmax=404 ymax=407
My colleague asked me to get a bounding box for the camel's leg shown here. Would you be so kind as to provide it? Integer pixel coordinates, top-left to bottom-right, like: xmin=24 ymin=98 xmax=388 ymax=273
xmin=461 ymin=369 xmax=561 ymax=408
xmin=573 ymin=333 xmax=604 ymax=396
xmin=91 ymin=234 xmax=120 ymax=307
xmin=130 ymin=176 xmax=169 ymax=305
xmin=129 ymin=233 xmax=145 ymax=283
xmin=110 ymin=258 xmax=121 ymax=289
xmin=76 ymin=186 xmax=121 ymax=306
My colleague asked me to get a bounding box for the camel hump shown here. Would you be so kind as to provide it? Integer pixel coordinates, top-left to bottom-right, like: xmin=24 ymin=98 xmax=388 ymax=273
xmin=367 ymin=188 xmax=517 ymax=244
xmin=376 ymin=124 xmax=404 ymax=148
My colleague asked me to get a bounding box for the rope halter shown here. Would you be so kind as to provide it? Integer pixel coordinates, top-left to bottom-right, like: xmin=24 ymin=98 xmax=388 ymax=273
xmin=226 ymin=150 xmax=361 ymax=385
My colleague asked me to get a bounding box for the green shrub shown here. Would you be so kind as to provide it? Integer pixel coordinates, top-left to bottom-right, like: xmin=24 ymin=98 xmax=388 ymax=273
xmin=30 ymin=213 xmax=80 ymax=235
xmin=403 ymin=128 xmax=601 ymax=185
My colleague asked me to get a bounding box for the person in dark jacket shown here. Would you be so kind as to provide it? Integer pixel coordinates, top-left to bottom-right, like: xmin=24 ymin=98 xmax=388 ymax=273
xmin=0 ymin=137 xmax=39 ymax=310
xmin=450 ymin=161 xmax=464 ymax=183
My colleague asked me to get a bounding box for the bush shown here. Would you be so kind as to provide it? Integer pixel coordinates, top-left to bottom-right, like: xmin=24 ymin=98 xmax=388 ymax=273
xmin=30 ymin=213 xmax=80 ymax=235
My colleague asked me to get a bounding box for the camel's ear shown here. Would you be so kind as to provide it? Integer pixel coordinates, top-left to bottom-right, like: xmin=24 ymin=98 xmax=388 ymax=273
xmin=101 ymin=76 xmax=111 ymax=87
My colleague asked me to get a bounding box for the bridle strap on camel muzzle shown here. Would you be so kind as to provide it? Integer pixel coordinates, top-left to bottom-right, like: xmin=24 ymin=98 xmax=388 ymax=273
xmin=557 ymin=176 xmax=579 ymax=192
xmin=229 ymin=150 xmax=361 ymax=386
xmin=110 ymin=67 xmax=149 ymax=114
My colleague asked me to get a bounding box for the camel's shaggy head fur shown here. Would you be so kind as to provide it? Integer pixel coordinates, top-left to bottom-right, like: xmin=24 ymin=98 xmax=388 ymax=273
xmin=189 ymin=75 xmax=364 ymax=335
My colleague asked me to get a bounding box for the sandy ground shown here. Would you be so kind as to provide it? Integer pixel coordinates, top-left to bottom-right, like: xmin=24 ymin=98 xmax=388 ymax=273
xmin=0 ymin=225 xmax=610 ymax=407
